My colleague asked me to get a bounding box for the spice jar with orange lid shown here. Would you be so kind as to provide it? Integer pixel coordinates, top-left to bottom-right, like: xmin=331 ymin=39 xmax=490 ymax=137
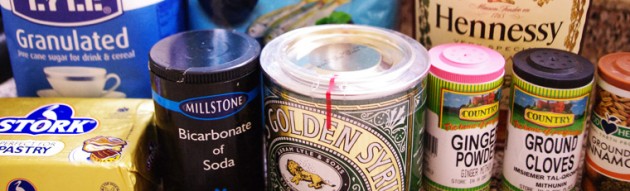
xmin=583 ymin=52 xmax=630 ymax=191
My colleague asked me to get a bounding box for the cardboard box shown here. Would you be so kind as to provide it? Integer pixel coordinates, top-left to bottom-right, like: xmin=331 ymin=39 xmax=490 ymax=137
xmin=0 ymin=98 xmax=157 ymax=191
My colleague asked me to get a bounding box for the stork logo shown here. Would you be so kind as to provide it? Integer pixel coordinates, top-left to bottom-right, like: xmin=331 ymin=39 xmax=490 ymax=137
xmin=0 ymin=104 xmax=98 ymax=135
xmin=11 ymin=0 xmax=123 ymax=27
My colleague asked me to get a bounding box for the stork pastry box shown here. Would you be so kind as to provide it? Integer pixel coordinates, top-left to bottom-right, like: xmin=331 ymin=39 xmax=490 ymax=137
xmin=0 ymin=98 xmax=158 ymax=191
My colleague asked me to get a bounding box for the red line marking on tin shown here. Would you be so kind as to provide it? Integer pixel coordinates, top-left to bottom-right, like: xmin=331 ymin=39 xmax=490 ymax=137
xmin=326 ymin=74 xmax=337 ymax=130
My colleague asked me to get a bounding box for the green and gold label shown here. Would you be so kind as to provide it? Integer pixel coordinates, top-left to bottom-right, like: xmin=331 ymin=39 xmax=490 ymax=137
xmin=423 ymin=74 xmax=502 ymax=191
xmin=264 ymin=80 xmax=426 ymax=191
xmin=508 ymin=75 xmax=592 ymax=136
xmin=501 ymin=74 xmax=592 ymax=191
xmin=427 ymin=74 xmax=503 ymax=131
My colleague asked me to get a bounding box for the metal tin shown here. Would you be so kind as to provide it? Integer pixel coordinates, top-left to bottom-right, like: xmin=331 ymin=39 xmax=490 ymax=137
xmin=583 ymin=52 xmax=630 ymax=191
xmin=501 ymin=48 xmax=594 ymax=191
xmin=261 ymin=24 xmax=430 ymax=191
xmin=423 ymin=43 xmax=505 ymax=191
xmin=149 ymin=30 xmax=263 ymax=191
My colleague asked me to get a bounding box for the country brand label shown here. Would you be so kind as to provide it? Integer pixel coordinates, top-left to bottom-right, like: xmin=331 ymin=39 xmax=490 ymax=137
xmin=11 ymin=0 xmax=123 ymax=27
xmin=459 ymin=102 xmax=500 ymax=121
xmin=509 ymin=76 xmax=591 ymax=136
xmin=0 ymin=104 xmax=98 ymax=135
xmin=264 ymin=82 xmax=426 ymax=191
xmin=427 ymin=75 xmax=503 ymax=131
xmin=501 ymin=75 xmax=592 ymax=191
xmin=524 ymin=109 xmax=575 ymax=128
xmin=424 ymin=74 xmax=502 ymax=190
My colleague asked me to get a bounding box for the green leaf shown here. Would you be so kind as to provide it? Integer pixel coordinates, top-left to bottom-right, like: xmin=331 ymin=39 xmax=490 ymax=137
xmin=316 ymin=11 xmax=352 ymax=25
xmin=315 ymin=17 xmax=331 ymax=25
xmin=329 ymin=11 xmax=352 ymax=23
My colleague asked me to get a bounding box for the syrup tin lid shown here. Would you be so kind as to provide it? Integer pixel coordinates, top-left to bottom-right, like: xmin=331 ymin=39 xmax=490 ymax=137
xmin=260 ymin=24 xmax=430 ymax=100
xmin=598 ymin=52 xmax=630 ymax=91
xmin=429 ymin=43 xmax=505 ymax=83
xmin=513 ymin=48 xmax=594 ymax=89
xmin=149 ymin=30 xmax=260 ymax=84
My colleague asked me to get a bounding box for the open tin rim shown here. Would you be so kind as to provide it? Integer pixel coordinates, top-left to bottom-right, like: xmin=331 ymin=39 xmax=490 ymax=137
xmin=261 ymin=24 xmax=430 ymax=100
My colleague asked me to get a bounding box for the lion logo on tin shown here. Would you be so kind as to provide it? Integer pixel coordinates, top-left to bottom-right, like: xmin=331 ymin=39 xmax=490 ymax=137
xmin=287 ymin=159 xmax=336 ymax=189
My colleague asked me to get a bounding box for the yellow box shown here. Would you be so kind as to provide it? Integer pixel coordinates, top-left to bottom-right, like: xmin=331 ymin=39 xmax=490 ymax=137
xmin=0 ymin=98 xmax=157 ymax=191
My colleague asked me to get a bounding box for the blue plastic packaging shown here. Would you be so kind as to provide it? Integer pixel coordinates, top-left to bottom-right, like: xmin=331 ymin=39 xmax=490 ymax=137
xmin=2 ymin=0 xmax=183 ymax=98
xmin=189 ymin=0 xmax=400 ymax=44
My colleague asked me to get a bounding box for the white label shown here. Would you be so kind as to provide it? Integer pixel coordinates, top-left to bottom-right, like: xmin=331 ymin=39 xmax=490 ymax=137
xmin=501 ymin=75 xmax=591 ymax=191
xmin=588 ymin=126 xmax=630 ymax=178
xmin=502 ymin=121 xmax=583 ymax=191
xmin=424 ymin=111 xmax=496 ymax=189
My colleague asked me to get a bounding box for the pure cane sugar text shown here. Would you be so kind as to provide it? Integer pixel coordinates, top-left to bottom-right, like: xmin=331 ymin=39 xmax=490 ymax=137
xmin=423 ymin=44 xmax=505 ymax=191
xmin=261 ymin=25 xmax=430 ymax=191
xmin=501 ymin=48 xmax=594 ymax=191
xmin=2 ymin=0 xmax=182 ymax=98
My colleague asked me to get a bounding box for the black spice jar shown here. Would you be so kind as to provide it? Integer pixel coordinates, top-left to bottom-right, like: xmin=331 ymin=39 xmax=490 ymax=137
xmin=501 ymin=48 xmax=594 ymax=191
xmin=149 ymin=30 xmax=263 ymax=191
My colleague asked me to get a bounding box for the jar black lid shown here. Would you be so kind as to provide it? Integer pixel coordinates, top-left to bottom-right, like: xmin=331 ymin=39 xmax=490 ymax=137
xmin=149 ymin=30 xmax=260 ymax=84
xmin=513 ymin=48 xmax=594 ymax=89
